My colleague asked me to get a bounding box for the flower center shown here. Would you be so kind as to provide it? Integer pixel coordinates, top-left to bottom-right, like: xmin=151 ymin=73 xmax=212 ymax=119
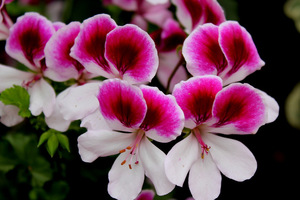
xmin=193 ymin=127 xmax=211 ymax=159
xmin=119 ymin=129 xmax=144 ymax=169
xmin=22 ymin=74 xmax=42 ymax=89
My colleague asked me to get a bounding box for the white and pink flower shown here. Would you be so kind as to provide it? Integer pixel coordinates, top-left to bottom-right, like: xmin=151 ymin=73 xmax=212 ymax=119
xmin=78 ymin=79 xmax=185 ymax=200
xmin=182 ymin=21 xmax=265 ymax=85
xmin=70 ymin=14 xmax=158 ymax=84
xmin=165 ymin=75 xmax=279 ymax=200
xmin=172 ymin=0 xmax=225 ymax=33
xmin=3 ymin=12 xmax=56 ymax=117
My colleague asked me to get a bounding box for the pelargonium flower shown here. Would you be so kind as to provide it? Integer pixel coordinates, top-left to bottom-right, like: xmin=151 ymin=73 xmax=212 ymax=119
xmin=151 ymin=18 xmax=188 ymax=91
xmin=107 ymin=0 xmax=172 ymax=30
xmin=70 ymin=14 xmax=158 ymax=84
xmin=4 ymin=12 xmax=56 ymax=117
xmin=182 ymin=21 xmax=265 ymax=85
xmin=78 ymin=79 xmax=184 ymax=200
xmin=165 ymin=75 xmax=279 ymax=200
xmin=171 ymin=0 xmax=225 ymax=33
xmin=0 ymin=0 xmax=13 ymax=40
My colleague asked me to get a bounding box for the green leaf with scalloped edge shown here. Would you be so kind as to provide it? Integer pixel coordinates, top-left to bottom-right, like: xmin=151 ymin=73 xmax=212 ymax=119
xmin=0 ymin=85 xmax=31 ymax=118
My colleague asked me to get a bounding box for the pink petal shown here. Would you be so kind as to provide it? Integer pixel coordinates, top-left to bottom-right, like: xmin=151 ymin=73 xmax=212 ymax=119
xmin=28 ymin=78 xmax=56 ymax=117
xmin=70 ymin=14 xmax=117 ymax=78
xmin=211 ymin=83 xmax=266 ymax=134
xmin=44 ymin=22 xmax=84 ymax=82
xmin=98 ymin=79 xmax=147 ymax=131
xmin=219 ymin=21 xmax=265 ymax=85
xmin=188 ymin=154 xmax=222 ymax=200
xmin=108 ymin=152 xmax=145 ymax=200
xmin=139 ymin=137 xmax=175 ymax=195
xmin=78 ymin=130 xmax=136 ymax=162
xmin=173 ymin=76 xmax=223 ymax=129
xmin=172 ymin=0 xmax=225 ymax=33
xmin=142 ymin=2 xmax=172 ymax=28
xmin=0 ymin=64 xmax=34 ymax=92
xmin=156 ymin=18 xmax=186 ymax=52
xmin=58 ymin=82 xmax=101 ymax=121
xmin=165 ymin=134 xmax=199 ymax=187
xmin=111 ymin=0 xmax=137 ymax=11
xmin=156 ymin=51 xmax=188 ymax=91
xmin=139 ymin=85 xmax=184 ymax=142
xmin=183 ymin=23 xmax=228 ymax=77
xmin=136 ymin=190 xmax=155 ymax=200
xmin=105 ymin=24 xmax=158 ymax=84
xmin=203 ymin=133 xmax=257 ymax=181
xmin=5 ymin=12 xmax=55 ymax=70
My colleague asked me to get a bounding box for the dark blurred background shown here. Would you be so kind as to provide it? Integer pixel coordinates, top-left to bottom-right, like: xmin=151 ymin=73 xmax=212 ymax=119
xmin=218 ymin=0 xmax=300 ymax=199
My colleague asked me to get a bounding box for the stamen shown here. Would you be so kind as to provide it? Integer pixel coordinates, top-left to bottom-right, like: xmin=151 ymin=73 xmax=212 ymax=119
xmin=118 ymin=129 xmax=145 ymax=169
xmin=119 ymin=149 xmax=126 ymax=153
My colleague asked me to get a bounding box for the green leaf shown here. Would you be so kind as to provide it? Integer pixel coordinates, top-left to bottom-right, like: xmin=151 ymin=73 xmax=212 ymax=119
xmin=30 ymin=157 xmax=53 ymax=187
xmin=0 ymin=85 xmax=31 ymax=118
xmin=46 ymin=134 xmax=59 ymax=158
xmin=37 ymin=130 xmax=54 ymax=147
xmin=56 ymin=133 xmax=70 ymax=152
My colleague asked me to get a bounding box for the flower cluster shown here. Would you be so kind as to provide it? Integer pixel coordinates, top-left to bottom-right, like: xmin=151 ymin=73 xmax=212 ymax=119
xmin=0 ymin=0 xmax=279 ymax=200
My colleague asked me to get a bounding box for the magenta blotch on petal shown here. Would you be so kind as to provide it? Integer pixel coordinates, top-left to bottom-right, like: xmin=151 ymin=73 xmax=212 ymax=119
xmin=5 ymin=12 xmax=56 ymax=70
xmin=212 ymin=83 xmax=266 ymax=134
xmin=70 ymin=14 xmax=117 ymax=77
xmin=98 ymin=79 xmax=147 ymax=131
xmin=183 ymin=23 xmax=228 ymax=77
xmin=44 ymin=21 xmax=84 ymax=82
xmin=173 ymin=76 xmax=223 ymax=129
xmin=172 ymin=0 xmax=225 ymax=33
xmin=139 ymin=85 xmax=184 ymax=142
xmin=105 ymin=24 xmax=158 ymax=84
xmin=219 ymin=21 xmax=265 ymax=84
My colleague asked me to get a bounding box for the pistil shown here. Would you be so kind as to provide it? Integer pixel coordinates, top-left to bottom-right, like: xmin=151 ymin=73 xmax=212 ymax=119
xmin=193 ymin=127 xmax=211 ymax=159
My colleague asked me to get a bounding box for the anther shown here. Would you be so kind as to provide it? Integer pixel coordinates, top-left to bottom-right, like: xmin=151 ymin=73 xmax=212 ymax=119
xmin=129 ymin=164 xmax=132 ymax=170
xmin=121 ymin=160 xmax=126 ymax=165
xmin=119 ymin=149 xmax=126 ymax=153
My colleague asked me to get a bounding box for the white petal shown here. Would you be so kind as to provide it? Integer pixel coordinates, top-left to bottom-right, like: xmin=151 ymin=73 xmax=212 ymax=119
xmin=0 ymin=64 xmax=34 ymax=92
xmin=139 ymin=137 xmax=175 ymax=196
xmin=257 ymin=89 xmax=279 ymax=124
xmin=0 ymin=102 xmax=24 ymax=127
xmin=165 ymin=134 xmax=199 ymax=187
xmin=188 ymin=154 xmax=222 ymax=200
xmin=58 ymin=82 xmax=101 ymax=121
xmin=28 ymin=78 xmax=56 ymax=117
xmin=203 ymin=133 xmax=257 ymax=181
xmin=77 ymin=130 xmax=135 ymax=162
xmin=45 ymin=104 xmax=71 ymax=132
xmin=108 ymin=153 xmax=145 ymax=200
xmin=80 ymin=109 xmax=111 ymax=131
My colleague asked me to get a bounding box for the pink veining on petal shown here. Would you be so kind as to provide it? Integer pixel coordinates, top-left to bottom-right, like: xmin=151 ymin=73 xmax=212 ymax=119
xmin=98 ymin=79 xmax=147 ymax=130
xmin=105 ymin=24 xmax=158 ymax=84
xmin=44 ymin=21 xmax=84 ymax=82
xmin=183 ymin=23 xmax=228 ymax=77
xmin=5 ymin=12 xmax=55 ymax=70
xmin=173 ymin=76 xmax=223 ymax=128
xmin=219 ymin=21 xmax=265 ymax=84
xmin=70 ymin=14 xmax=117 ymax=77
xmin=212 ymin=83 xmax=266 ymax=134
xmin=139 ymin=85 xmax=184 ymax=142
